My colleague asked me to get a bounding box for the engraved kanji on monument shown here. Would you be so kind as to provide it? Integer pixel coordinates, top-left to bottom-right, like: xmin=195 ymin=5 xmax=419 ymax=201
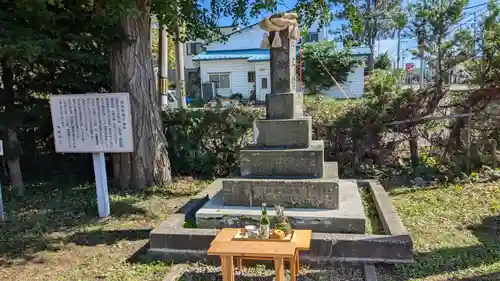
xmin=269 ymin=28 xmax=296 ymax=94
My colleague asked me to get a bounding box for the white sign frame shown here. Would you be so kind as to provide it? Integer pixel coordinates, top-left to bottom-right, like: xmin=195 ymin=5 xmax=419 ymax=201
xmin=49 ymin=93 xmax=135 ymax=218
xmin=49 ymin=92 xmax=134 ymax=153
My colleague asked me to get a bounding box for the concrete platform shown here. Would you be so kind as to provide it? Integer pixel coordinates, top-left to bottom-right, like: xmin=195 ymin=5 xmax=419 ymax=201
xmin=148 ymin=179 xmax=414 ymax=264
xmin=239 ymin=140 xmax=324 ymax=178
xmin=222 ymin=162 xmax=339 ymax=209
xmin=196 ymin=179 xmax=366 ymax=233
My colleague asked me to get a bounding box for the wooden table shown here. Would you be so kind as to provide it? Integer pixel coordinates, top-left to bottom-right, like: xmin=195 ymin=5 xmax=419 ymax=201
xmin=208 ymin=228 xmax=312 ymax=281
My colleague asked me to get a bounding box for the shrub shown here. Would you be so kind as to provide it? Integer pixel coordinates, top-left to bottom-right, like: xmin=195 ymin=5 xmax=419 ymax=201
xmin=163 ymin=107 xmax=264 ymax=177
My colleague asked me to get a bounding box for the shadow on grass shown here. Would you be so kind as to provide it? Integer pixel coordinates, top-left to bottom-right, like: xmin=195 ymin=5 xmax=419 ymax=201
xmin=387 ymin=184 xmax=447 ymax=196
xmin=70 ymin=229 xmax=152 ymax=246
xmin=0 ymin=182 xmax=150 ymax=262
xmin=382 ymin=215 xmax=500 ymax=280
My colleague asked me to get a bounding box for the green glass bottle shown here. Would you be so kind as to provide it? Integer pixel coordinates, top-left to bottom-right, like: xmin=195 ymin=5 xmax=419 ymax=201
xmin=259 ymin=203 xmax=270 ymax=239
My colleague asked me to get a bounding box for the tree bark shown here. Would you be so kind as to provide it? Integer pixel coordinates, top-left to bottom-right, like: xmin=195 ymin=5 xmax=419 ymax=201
xmin=110 ymin=2 xmax=171 ymax=189
xmin=0 ymin=59 xmax=24 ymax=196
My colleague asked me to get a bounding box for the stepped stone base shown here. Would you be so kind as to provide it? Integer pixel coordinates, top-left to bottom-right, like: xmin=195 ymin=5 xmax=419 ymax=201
xmin=239 ymin=140 xmax=324 ymax=178
xmin=266 ymin=92 xmax=303 ymax=119
xmin=223 ymin=162 xmax=339 ymax=209
xmin=196 ymin=179 xmax=366 ymax=233
xmin=149 ymin=179 xmax=414 ymax=264
xmin=254 ymin=117 xmax=312 ymax=148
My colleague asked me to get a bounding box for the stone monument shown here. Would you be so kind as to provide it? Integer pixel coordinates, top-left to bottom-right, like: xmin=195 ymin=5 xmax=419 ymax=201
xmin=195 ymin=13 xmax=366 ymax=233
xmin=149 ymin=14 xmax=413 ymax=265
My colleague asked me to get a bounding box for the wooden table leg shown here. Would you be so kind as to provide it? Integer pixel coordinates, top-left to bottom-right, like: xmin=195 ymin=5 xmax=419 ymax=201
xmin=220 ymin=256 xmax=235 ymax=281
xmin=237 ymin=258 xmax=244 ymax=272
xmin=295 ymin=250 xmax=300 ymax=273
xmin=290 ymin=254 xmax=297 ymax=281
xmin=274 ymin=257 xmax=285 ymax=281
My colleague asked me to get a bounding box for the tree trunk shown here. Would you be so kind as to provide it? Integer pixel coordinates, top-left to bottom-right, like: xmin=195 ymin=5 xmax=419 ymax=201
xmin=409 ymin=127 xmax=419 ymax=168
xmin=0 ymin=59 xmax=24 ymax=196
xmin=109 ymin=3 xmax=171 ymax=189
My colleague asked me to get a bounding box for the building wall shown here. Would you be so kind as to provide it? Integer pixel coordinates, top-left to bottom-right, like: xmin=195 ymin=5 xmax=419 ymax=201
xmin=321 ymin=63 xmax=365 ymax=98
xmin=206 ymin=25 xmax=264 ymax=51
xmin=206 ymin=24 xmax=329 ymax=52
xmin=198 ymin=58 xmax=365 ymax=100
xmin=184 ymin=27 xmax=237 ymax=70
xmin=199 ymin=60 xmax=256 ymax=97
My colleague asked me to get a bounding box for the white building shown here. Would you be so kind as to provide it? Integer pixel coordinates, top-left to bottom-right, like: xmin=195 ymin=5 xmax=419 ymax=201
xmin=191 ymin=22 xmax=370 ymax=100
xmin=181 ymin=26 xmax=237 ymax=96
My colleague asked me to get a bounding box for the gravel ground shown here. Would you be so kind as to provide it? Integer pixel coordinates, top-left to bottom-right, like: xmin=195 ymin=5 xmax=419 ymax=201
xmin=177 ymin=263 xmax=365 ymax=281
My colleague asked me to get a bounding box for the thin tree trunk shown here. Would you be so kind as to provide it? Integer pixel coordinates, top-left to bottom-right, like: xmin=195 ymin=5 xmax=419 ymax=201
xmin=409 ymin=127 xmax=419 ymax=167
xmin=0 ymin=59 xmax=24 ymax=196
xmin=110 ymin=2 xmax=171 ymax=189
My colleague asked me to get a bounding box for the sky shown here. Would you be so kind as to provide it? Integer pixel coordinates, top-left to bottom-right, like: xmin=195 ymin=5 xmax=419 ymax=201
xmin=202 ymin=0 xmax=489 ymax=68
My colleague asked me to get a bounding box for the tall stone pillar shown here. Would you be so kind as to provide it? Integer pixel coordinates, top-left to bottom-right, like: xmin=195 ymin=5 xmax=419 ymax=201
xmin=265 ymin=26 xmax=301 ymax=120
xmin=268 ymin=27 xmax=297 ymax=94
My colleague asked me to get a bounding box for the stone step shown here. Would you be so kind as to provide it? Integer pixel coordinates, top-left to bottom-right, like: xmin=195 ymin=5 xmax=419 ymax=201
xmin=196 ymin=179 xmax=366 ymax=233
xmin=223 ymin=162 xmax=339 ymax=209
xmin=254 ymin=117 xmax=312 ymax=148
xmin=265 ymin=92 xmax=303 ymax=119
xmin=239 ymin=140 xmax=324 ymax=178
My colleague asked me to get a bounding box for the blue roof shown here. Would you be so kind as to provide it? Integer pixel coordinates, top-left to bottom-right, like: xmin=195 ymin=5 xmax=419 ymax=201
xmin=192 ymin=47 xmax=371 ymax=62
xmin=192 ymin=49 xmax=270 ymax=62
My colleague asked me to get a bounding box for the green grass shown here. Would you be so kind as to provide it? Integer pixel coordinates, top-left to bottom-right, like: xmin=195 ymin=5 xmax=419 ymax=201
xmin=0 ymin=178 xmax=207 ymax=281
xmin=378 ymin=181 xmax=500 ymax=281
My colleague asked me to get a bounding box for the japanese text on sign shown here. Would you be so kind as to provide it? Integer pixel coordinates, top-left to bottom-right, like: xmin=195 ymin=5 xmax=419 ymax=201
xmin=49 ymin=93 xmax=133 ymax=153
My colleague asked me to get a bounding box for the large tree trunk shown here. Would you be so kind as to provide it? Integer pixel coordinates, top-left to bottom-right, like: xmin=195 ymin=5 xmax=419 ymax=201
xmin=0 ymin=59 xmax=24 ymax=196
xmin=110 ymin=2 xmax=171 ymax=189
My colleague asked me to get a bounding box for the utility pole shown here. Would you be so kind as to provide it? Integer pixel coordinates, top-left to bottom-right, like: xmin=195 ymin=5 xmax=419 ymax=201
xmin=419 ymin=0 xmax=426 ymax=89
xmin=174 ymin=26 xmax=187 ymax=108
xmin=174 ymin=1 xmax=187 ymax=108
xmin=396 ymin=29 xmax=401 ymax=69
xmin=158 ymin=23 xmax=169 ymax=106
xmin=366 ymin=0 xmax=374 ymax=72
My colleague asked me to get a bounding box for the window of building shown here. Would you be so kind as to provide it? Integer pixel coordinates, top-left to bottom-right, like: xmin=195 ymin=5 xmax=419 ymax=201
xmin=209 ymin=73 xmax=231 ymax=89
xmin=248 ymin=71 xmax=256 ymax=82
xmin=186 ymin=42 xmax=203 ymax=56
xmin=261 ymin=77 xmax=268 ymax=89
xmin=305 ymin=32 xmax=319 ymax=42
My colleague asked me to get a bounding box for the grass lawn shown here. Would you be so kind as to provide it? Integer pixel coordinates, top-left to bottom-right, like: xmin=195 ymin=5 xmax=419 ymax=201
xmin=0 ymin=178 xmax=208 ymax=281
xmin=379 ymin=181 xmax=500 ymax=281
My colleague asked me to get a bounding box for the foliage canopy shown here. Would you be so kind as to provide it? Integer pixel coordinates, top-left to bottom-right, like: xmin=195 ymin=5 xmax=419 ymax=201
xmin=300 ymin=41 xmax=360 ymax=93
